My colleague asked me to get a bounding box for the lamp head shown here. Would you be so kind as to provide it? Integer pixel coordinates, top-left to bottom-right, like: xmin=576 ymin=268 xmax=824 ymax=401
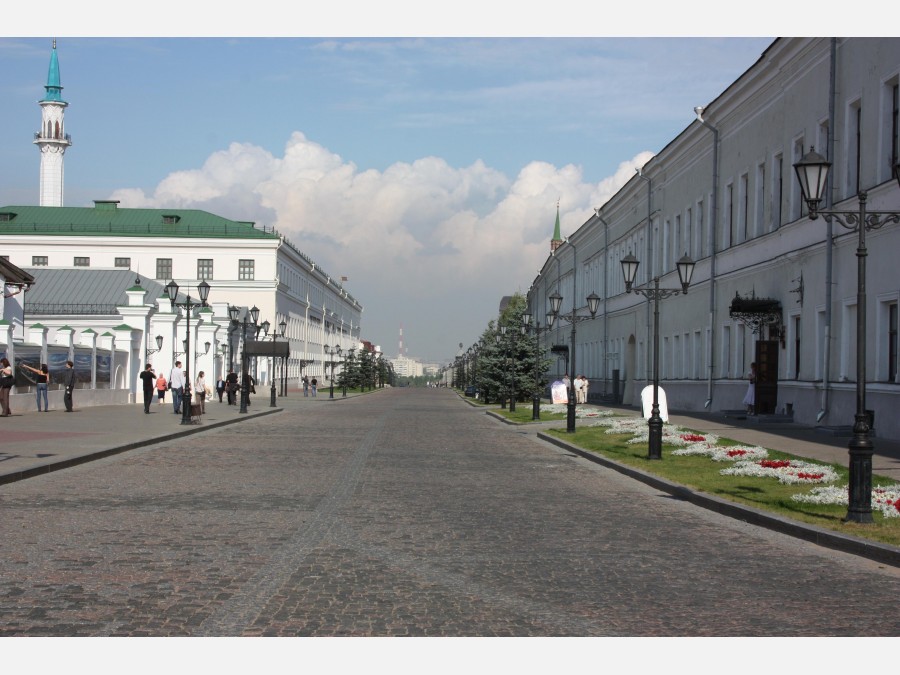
xmin=793 ymin=146 xmax=830 ymax=219
xmin=676 ymin=253 xmax=696 ymax=294
xmin=620 ymin=253 xmax=639 ymax=292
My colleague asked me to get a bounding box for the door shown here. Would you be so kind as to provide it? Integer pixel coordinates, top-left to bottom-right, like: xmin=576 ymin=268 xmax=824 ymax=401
xmin=755 ymin=340 xmax=779 ymax=415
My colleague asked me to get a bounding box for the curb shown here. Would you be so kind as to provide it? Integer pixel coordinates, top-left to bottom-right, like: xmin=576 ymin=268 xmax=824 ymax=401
xmin=0 ymin=407 xmax=281 ymax=487
xmin=537 ymin=430 xmax=900 ymax=568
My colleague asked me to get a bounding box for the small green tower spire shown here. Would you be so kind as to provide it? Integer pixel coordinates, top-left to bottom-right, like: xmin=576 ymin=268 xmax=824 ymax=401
xmin=550 ymin=200 xmax=563 ymax=252
xmin=41 ymin=39 xmax=65 ymax=104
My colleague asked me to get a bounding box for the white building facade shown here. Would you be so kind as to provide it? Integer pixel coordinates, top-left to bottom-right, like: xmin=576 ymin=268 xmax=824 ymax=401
xmin=528 ymin=37 xmax=900 ymax=440
xmin=0 ymin=201 xmax=362 ymax=406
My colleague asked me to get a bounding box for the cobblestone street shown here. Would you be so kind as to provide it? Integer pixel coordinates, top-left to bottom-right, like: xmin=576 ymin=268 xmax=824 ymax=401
xmin=1 ymin=388 xmax=900 ymax=638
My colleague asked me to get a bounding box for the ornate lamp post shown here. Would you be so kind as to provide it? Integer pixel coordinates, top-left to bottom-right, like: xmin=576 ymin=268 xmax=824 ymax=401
xmin=164 ymin=279 xmax=211 ymax=425
xmin=793 ymin=148 xmax=900 ymax=523
xmin=229 ymin=304 xmax=260 ymax=414
xmin=267 ymin=318 xmax=286 ymax=407
xmin=325 ymin=344 xmax=341 ymax=399
xmin=620 ymin=252 xmax=695 ymax=459
xmin=522 ymin=310 xmax=557 ymax=420
xmin=548 ymin=289 xmax=601 ymax=432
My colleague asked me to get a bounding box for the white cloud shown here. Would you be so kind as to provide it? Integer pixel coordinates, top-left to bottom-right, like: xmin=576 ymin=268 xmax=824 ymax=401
xmin=108 ymin=132 xmax=650 ymax=361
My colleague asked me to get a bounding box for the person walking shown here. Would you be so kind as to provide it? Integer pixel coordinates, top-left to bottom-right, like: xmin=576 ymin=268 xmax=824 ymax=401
xmin=22 ymin=363 xmax=50 ymax=412
xmin=0 ymin=357 xmax=14 ymax=416
xmin=62 ymin=360 xmax=76 ymax=412
xmin=574 ymin=375 xmax=585 ymax=404
xmin=156 ymin=371 xmax=167 ymax=406
xmin=302 ymin=375 xmax=309 ymax=397
xmin=169 ymin=361 xmax=185 ymax=415
xmin=215 ymin=375 xmax=226 ymax=402
xmin=195 ymin=371 xmax=207 ymax=414
xmin=139 ymin=363 xmax=156 ymax=414
xmin=225 ymin=368 xmax=238 ymax=405
xmin=743 ymin=362 xmax=757 ymax=415
xmin=311 ymin=377 xmax=317 ymax=397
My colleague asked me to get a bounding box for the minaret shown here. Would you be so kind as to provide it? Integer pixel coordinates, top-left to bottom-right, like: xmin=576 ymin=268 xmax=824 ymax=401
xmin=34 ymin=40 xmax=72 ymax=207
xmin=550 ymin=200 xmax=563 ymax=252
xmin=398 ymin=323 xmax=404 ymax=358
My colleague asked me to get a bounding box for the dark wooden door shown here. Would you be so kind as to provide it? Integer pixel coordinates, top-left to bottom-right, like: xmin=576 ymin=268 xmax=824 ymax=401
xmin=755 ymin=340 xmax=779 ymax=415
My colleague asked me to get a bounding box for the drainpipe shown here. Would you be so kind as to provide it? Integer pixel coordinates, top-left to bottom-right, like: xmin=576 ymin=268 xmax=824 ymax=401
xmin=594 ymin=208 xmax=610 ymax=395
xmin=636 ymin=168 xmax=653 ymax=387
xmin=694 ymin=105 xmax=719 ymax=409
xmin=818 ymin=37 xmax=838 ymax=423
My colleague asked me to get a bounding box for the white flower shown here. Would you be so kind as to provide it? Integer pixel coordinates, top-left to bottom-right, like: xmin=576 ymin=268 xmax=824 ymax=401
xmin=721 ymin=459 xmax=839 ymax=484
xmin=791 ymin=484 xmax=900 ymax=518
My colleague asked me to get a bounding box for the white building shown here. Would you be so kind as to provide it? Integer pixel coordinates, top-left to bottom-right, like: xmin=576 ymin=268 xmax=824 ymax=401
xmin=528 ymin=37 xmax=900 ymax=440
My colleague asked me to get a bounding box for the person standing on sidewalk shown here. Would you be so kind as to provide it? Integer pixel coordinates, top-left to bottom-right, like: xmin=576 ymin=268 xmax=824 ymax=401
xmin=302 ymin=375 xmax=309 ymax=397
xmin=311 ymin=377 xmax=317 ymax=397
xmin=0 ymin=358 xmax=13 ymax=416
xmin=743 ymin=362 xmax=757 ymax=416
xmin=22 ymin=363 xmax=50 ymax=412
xmin=169 ymin=361 xmax=186 ymax=415
xmin=225 ymin=368 xmax=238 ymax=405
xmin=156 ymin=371 xmax=167 ymax=406
xmin=195 ymin=371 xmax=207 ymax=414
xmin=139 ymin=363 xmax=156 ymax=414
xmin=215 ymin=374 xmax=226 ymax=402
xmin=62 ymin=360 xmax=76 ymax=412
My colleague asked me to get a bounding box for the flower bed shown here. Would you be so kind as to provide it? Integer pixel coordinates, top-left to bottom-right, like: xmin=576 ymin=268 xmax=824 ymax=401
xmin=791 ymin=485 xmax=900 ymax=518
xmin=673 ymin=443 xmax=768 ymax=462
xmin=540 ymin=404 xmax=613 ymax=418
xmin=720 ymin=458 xmax=839 ymax=485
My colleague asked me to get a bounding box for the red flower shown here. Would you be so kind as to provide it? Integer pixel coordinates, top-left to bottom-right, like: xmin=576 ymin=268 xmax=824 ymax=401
xmin=681 ymin=434 xmax=706 ymax=442
xmin=760 ymin=459 xmax=792 ymax=469
xmin=727 ymin=449 xmax=748 ymax=457
xmin=796 ymin=472 xmax=825 ymax=481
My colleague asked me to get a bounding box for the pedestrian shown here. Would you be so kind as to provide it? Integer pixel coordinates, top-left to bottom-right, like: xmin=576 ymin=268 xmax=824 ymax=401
xmin=226 ymin=368 xmax=238 ymax=405
xmin=139 ymin=363 xmax=156 ymax=414
xmin=302 ymin=375 xmax=309 ymax=397
xmin=195 ymin=371 xmax=207 ymax=414
xmin=743 ymin=362 xmax=757 ymax=415
xmin=169 ymin=361 xmax=185 ymax=414
xmin=581 ymin=375 xmax=590 ymax=404
xmin=22 ymin=362 xmax=50 ymax=412
xmin=156 ymin=371 xmax=167 ymax=405
xmin=215 ymin=375 xmax=226 ymax=402
xmin=62 ymin=360 xmax=76 ymax=412
xmin=574 ymin=374 xmax=585 ymax=404
xmin=0 ymin=357 xmax=14 ymax=416
xmin=311 ymin=377 xmax=317 ymax=397
xmin=242 ymin=371 xmax=255 ymax=407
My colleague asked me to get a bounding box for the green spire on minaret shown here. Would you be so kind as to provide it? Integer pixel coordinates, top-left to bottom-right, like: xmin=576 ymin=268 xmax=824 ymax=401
xmin=550 ymin=200 xmax=563 ymax=252
xmin=41 ymin=40 xmax=65 ymax=103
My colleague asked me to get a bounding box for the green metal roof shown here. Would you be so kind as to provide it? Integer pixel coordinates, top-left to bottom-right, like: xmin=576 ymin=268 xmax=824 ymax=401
xmin=0 ymin=204 xmax=278 ymax=240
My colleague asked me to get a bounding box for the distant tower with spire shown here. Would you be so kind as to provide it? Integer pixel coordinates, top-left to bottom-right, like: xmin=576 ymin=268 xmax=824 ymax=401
xmin=550 ymin=200 xmax=563 ymax=252
xmin=34 ymin=40 xmax=72 ymax=207
xmin=398 ymin=323 xmax=404 ymax=358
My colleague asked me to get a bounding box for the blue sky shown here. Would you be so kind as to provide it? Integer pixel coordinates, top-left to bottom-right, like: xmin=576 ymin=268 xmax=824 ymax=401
xmin=0 ymin=6 xmax=804 ymax=363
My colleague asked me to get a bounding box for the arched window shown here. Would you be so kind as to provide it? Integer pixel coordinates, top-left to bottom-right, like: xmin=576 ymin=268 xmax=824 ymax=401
xmin=54 ymin=121 xmax=61 ymax=139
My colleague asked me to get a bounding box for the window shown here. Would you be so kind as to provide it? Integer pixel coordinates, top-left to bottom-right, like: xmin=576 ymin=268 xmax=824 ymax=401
xmin=114 ymin=257 xmax=131 ymax=268
xmin=239 ymin=259 xmax=255 ymax=280
xmin=892 ymin=84 xmax=899 ymax=176
xmin=162 ymin=215 xmax=181 ymax=224
xmin=772 ymin=153 xmax=783 ymax=230
xmin=725 ymin=182 xmax=735 ymax=248
xmin=847 ymin=100 xmax=862 ymax=198
xmin=889 ymin=303 xmax=898 ymax=382
xmin=793 ymin=315 xmax=801 ymax=380
xmin=74 ymin=257 xmax=90 ymax=267
xmin=32 ymin=256 xmax=47 ymax=266
xmin=156 ymin=258 xmax=172 ymax=280
xmin=755 ymin=162 xmax=765 ymax=237
xmin=739 ymin=173 xmax=749 ymax=242
xmin=197 ymin=259 xmax=213 ymax=280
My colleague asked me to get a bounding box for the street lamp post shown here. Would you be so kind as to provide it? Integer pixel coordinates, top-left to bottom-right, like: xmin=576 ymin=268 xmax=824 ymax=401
xmin=620 ymin=252 xmax=695 ymax=459
xmin=164 ymin=280 xmax=211 ymax=425
xmin=793 ymin=148 xmax=900 ymax=523
xmin=229 ymin=304 xmax=260 ymax=414
xmin=522 ymin=310 xmax=557 ymax=420
xmin=268 ymin=318 xmax=286 ymax=407
xmin=548 ymin=290 xmax=601 ymax=432
xmin=325 ymin=344 xmax=341 ymax=399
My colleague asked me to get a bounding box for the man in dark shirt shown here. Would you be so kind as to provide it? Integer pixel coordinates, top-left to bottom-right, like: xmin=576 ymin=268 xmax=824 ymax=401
xmin=139 ymin=363 xmax=156 ymax=414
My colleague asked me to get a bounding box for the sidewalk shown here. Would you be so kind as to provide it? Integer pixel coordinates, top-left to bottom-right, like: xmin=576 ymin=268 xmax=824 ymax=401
xmin=0 ymin=387 xmax=370 ymax=485
xmin=0 ymin=395 xmax=280 ymax=485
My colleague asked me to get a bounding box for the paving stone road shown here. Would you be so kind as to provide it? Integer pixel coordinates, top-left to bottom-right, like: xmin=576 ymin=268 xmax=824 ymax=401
xmin=1 ymin=387 xmax=899 ymax=637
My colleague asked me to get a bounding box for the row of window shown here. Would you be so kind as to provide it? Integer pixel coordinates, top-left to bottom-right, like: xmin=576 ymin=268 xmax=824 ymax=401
xmin=30 ymin=256 xmax=256 ymax=281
